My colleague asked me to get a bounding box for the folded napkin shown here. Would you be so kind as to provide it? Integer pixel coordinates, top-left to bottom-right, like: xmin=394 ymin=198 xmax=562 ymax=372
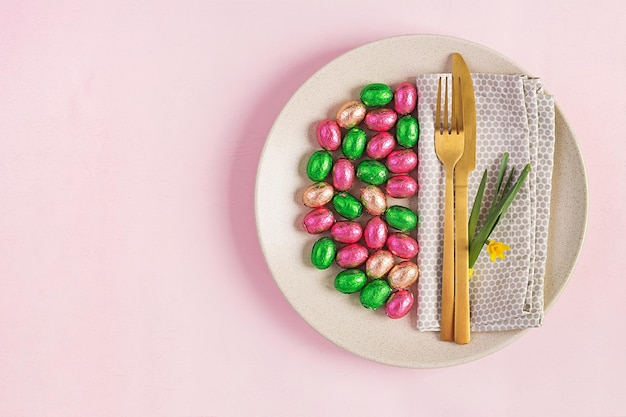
xmin=415 ymin=73 xmax=555 ymax=332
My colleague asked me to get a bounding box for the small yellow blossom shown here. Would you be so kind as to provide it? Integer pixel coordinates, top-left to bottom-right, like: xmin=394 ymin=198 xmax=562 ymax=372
xmin=487 ymin=240 xmax=510 ymax=262
xmin=468 ymin=268 xmax=474 ymax=279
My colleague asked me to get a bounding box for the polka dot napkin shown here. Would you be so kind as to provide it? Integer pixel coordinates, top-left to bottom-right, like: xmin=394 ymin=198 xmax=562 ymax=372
xmin=415 ymin=74 xmax=555 ymax=332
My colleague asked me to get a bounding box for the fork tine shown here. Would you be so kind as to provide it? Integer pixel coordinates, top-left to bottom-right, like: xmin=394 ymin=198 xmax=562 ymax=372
xmin=435 ymin=77 xmax=442 ymax=133
xmin=451 ymin=75 xmax=458 ymax=133
xmin=443 ymin=77 xmax=449 ymax=133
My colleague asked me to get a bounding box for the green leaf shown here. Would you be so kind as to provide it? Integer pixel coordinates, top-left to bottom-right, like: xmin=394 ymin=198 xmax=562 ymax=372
xmin=468 ymin=163 xmax=531 ymax=268
xmin=488 ymin=153 xmax=509 ymax=217
xmin=495 ymin=152 xmax=509 ymax=195
xmin=468 ymin=169 xmax=488 ymax=244
xmin=502 ymin=166 xmax=516 ymax=195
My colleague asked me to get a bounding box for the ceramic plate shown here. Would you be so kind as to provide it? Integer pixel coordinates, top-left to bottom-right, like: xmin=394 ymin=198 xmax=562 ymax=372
xmin=255 ymin=34 xmax=588 ymax=368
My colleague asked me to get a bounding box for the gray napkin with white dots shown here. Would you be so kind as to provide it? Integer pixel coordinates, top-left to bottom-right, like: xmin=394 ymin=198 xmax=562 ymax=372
xmin=415 ymin=73 xmax=555 ymax=332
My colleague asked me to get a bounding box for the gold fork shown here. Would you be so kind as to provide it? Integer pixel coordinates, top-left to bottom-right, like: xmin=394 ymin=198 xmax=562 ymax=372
xmin=434 ymin=76 xmax=465 ymax=341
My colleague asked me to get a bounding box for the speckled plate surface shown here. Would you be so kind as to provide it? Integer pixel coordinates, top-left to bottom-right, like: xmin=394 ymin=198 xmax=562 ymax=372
xmin=255 ymin=34 xmax=588 ymax=368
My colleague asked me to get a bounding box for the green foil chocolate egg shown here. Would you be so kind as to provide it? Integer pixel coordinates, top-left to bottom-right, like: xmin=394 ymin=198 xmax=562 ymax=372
xmin=396 ymin=115 xmax=419 ymax=148
xmin=359 ymin=279 xmax=392 ymax=310
xmin=356 ymin=160 xmax=389 ymax=185
xmin=306 ymin=150 xmax=333 ymax=181
xmin=384 ymin=205 xmax=418 ymax=232
xmin=334 ymin=269 xmax=367 ymax=294
xmin=342 ymin=128 xmax=367 ymax=160
xmin=311 ymin=237 xmax=336 ymax=269
xmin=360 ymin=83 xmax=393 ymax=108
xmin=332 ymin=192 xmax=363 ymax=220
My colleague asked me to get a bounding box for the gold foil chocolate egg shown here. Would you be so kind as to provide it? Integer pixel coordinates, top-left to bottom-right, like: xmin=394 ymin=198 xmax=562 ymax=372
xmin=365 ymin=249 xmax=395 ymax=279
xmin=336 ymin=100 xmax=366 ymax=129
xmin=302 ymin=182 xmax=334 ymax=208
xmin=387 ymin=261 xmax=419 ymax=290
xmin=360 ymin=185 xmax=387 ymax=216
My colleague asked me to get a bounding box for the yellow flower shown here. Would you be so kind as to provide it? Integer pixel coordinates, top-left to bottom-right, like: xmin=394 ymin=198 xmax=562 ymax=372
xmin=468 ymin=268 xmax=474 ymax=279
xmin=487 ymin=240 xmax=510 ymax=262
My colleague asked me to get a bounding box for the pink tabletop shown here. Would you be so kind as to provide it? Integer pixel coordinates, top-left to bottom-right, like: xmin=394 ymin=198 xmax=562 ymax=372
xmin=0 ymin=1 xmax=622 ymax=416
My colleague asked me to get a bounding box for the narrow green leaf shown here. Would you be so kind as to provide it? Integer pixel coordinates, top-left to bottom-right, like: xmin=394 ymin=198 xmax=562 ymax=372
xmin=495 ymin=152 xmax=509 ymax=195
xmin=488 ymin=153 xmax=509 ymax=217
xmin=502 ymin=166 xmax=516 ymax=194
xmin=490 ymin=164 xmax=530 ymax=234
xmin=468 ymin=169 xmax=488 ymax=244
xmin=468 ymin=164 xmax=531 ymax=267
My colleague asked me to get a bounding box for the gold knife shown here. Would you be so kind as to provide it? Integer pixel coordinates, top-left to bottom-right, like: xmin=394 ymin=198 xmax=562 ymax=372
xmin=452 ymin=53 xmax=476 ymax=344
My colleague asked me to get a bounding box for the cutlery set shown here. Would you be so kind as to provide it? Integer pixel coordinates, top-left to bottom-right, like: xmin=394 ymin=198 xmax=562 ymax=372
xmin=434 ymin=54 xmax=476 ymax=344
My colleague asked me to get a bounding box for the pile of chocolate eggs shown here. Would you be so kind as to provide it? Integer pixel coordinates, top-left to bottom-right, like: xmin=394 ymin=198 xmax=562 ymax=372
xmin=302 ymin=82 xmax=420 ymax=319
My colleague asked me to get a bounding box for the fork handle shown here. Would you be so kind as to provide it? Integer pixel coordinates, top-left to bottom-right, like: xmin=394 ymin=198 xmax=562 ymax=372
xmin=454 ymin=180 xmax=471 ymax=344
xmin=440 ymin=168 xmax=455 ymax=341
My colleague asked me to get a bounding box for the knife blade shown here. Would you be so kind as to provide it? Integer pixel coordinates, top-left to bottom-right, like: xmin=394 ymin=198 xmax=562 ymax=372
xmin=452 ymin=53 xmax=476 ymax=344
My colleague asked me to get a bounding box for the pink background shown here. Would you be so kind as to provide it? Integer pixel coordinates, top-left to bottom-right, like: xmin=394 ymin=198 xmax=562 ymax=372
xmin=0 ymin=1 xmax=623 ymax=416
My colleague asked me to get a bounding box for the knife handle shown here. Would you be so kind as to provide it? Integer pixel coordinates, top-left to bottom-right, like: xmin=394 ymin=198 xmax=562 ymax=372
xmin=454 ymin=181 xmax=471 ymax=344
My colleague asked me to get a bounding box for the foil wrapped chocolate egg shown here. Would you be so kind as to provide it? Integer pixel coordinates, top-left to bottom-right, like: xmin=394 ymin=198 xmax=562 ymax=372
xmin=336 ymin=100 xmax=366 ymax=129
xmin=356 ymin=160 xmax=389 ymax=185
xmin=360 ymin=83 xmax=393 ymax=108
xmin=384 ymin=205 xmax=418 ymax=233
xmin=302 ymin=182 xmax=334 ymax=208
xmin=387 ymin=232 xmax=419 ymax=259
xmin=332 ymin=192 xmax=363 ymax=220
xmin=306 ymin=150 xmax=333 ymax=181
xmin=332 ymin=158 xmax=355 ymax=191
xmin=385 ymin=289 xmax=414 ymax=319
xmin=334 ymin=269 xmax=367 ymax=294
xmin=316 ymin=119 xmax=342 ymax=151
xmin=364 ymin=108 xmax=397 ymax=132
xmin=387 ymin=261 xmax=419 ymax=289
xmin=386 ymin=149 xmax=418 ymax=174
xmin=366 ymin=131 xmax=396 ymax=160
xmin=360 ymin=185 xmax=387 ymax=216
xmin=363 ymin=216 xmax=388 ymax=250
xmin=396 ymin=115 xmax=419 ymax=148
xmin=359 ymin=279 xmax=392 ymax=310
xmin=336 ymin=243 xmax=368 ymax=268
xmin=330 ymin=221 xmax=363 ymax=244
xmin=385 ymin=175 xmax=418 ymax=198
xmin=311 ymin=237 xmax=336 ymax=269
xmin=394 ymin=82 xmax=418 ymax=115
xmin=302 ymin=207 xmax=335 ymax=234
xmin=341 ymin=127 xmax=367 ymax=160
xmin=366 ymin=249 xmax=395 ymax=279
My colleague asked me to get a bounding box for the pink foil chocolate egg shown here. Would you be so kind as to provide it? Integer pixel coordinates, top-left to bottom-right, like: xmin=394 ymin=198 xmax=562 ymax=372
xmin=302 ymin=207 xmax=335 ymax=234
xmin=364 ymin=108 xmax=397 ymax=132
xmin=332 ymin=158 xmax=355 ymax=191
xmin=385 ymin=289 xmax=414 ymax=319
xmin=366 ymin=132 xmax=396 ymax=159
xmin=363 ymin=216 xmax=388 ymax=250
xmin=366 ymin=249 xmax=395 ymax=279
xmin=336 ymin=243 xmax=369 ymax=268
xmin=360 ymin=185 xmax=387 ymax=216
xmin=385 ymin=175 xmax=418 ymax=198
xmin=386 ymin=149 xmax=418 ymax=174
xmin=316 ymin=119 xmax=342 ymax=151
xmin=330 ymin=221 xmax=363 ymax=244
xmin=386 ymin=232 xmax=419 ymax=259
xmin=394 ymin=82 xmax=418 ymax=115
